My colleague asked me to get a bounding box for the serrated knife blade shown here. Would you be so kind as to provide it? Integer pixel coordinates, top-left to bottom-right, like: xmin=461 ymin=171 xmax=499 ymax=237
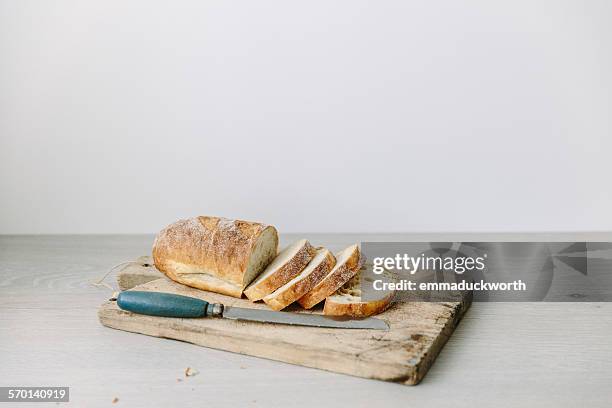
xmin=222 ymin=305 xmax=389 ymax=330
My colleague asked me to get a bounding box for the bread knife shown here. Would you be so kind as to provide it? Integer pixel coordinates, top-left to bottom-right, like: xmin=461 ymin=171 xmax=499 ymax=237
xmin=116 ymin=291 xmax=389 ymax=330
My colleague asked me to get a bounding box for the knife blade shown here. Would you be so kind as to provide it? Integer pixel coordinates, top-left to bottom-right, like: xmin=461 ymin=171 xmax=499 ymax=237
xmin=116 ymin=291 xmax=388 ymax=330
xmin=222 ymin=305 xmax=388 ymax=329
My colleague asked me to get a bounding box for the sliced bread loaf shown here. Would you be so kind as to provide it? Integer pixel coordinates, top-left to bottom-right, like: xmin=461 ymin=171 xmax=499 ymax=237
xmin=263 ymin=248 xmax=336 ymax=311
xmin=244 ymin=239 xmax=316 ymax=301
xmin=323 ymin=265 xmax=394 ymax=317
xmin=297 ymin=244 xmax=361 ymax=309
xmin=153 ymin=216 xmax=278 ymax=298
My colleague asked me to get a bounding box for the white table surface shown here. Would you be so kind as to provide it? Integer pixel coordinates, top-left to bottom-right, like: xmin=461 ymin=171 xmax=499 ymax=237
xmin=1 ymin=234 xmax=611 ymax=408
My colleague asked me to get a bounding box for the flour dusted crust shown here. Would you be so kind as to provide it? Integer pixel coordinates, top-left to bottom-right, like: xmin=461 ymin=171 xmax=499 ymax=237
xmin=323 ymin=269 xmax=394 ymax=317
xmin=152 ymin=216 xmax=278 ymax=298
xmin=244 ymin=239 xmax=317 ymax=301
xmin=263 ymin=248 xmax=336 ymax=311
xmin=298 ymin=244 xmax=362 ymax=309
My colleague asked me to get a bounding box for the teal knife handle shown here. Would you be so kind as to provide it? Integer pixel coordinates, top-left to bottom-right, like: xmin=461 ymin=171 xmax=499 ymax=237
xmin=117 ymin=291 xmax=219 ymax=318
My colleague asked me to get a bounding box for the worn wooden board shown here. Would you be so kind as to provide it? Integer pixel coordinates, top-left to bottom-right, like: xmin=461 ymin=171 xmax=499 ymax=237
xmin=116 ymin=256 xmax=164 ymax=291
xmin=100 ymin=261 xmax=471 ymax=385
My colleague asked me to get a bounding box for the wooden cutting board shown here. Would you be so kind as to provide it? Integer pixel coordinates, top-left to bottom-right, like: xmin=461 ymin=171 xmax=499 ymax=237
xmin=98 ymin=258 xmax=471 ymax=385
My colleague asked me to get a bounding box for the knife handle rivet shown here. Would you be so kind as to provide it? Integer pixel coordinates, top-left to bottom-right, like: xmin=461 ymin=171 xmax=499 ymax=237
xmin=206 ymin=303 xmax=224 ymax=317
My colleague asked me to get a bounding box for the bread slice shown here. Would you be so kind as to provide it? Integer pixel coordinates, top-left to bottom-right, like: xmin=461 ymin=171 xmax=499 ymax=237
xmin=263 ymin=248 xmax=336 ymax=311
xmin=298 ymin=244 xmax=361 ymax=309
xmin=323 ymin=265 xmax=394 ymax=317
xmin=244 ymin=239 xmax=316 ymax=301
xmin=153 ymin=216 xmax=279 ymax=298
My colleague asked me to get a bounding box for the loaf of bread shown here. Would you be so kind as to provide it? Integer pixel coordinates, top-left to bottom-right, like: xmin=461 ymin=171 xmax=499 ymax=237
xmin=244 ymin=239 xmax=316 ymax=301
xmin=152 ymin=216 xmax=279 ymax=298
xmin=323 ymin=265 xmax=394 ymax=317
xmin=263 ymin=247 xmax=336 ymax=310
xmin=298 ymin=244 xmax=362 ymax=309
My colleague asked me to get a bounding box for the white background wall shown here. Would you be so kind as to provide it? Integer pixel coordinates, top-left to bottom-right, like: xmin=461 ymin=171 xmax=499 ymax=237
xmin=1 ymin=0 xmax=611 ymax=234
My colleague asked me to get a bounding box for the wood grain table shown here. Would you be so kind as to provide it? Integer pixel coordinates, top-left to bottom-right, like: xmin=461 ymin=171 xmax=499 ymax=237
xmin=1 ymin=234 xmax=612 ymax=407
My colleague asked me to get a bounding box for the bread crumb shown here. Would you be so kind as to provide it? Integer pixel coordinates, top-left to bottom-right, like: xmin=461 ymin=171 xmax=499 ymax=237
xmin=185 ymin=367 xmax=199 ymax=377
xmin=112 ymin=397 xmax=119 ymax=403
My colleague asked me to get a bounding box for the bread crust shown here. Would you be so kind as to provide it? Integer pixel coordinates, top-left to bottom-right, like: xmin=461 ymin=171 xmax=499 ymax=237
xmin=323 ymin=292 xmax=394 ymax=317
xmin=152 ymin=216 xmax=278 ymax=298
xmin=162 ymin=267 xmax=244 ymax=298
xmin=263 ymin=249 xmax=336 ymax=311
xmin=244 ymin=240 xmax=316 ymax=301
xmin=297 ymin=245 xmax=361 ymax=309
xmin=323 ymin=263 xmax=394 ymax=317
